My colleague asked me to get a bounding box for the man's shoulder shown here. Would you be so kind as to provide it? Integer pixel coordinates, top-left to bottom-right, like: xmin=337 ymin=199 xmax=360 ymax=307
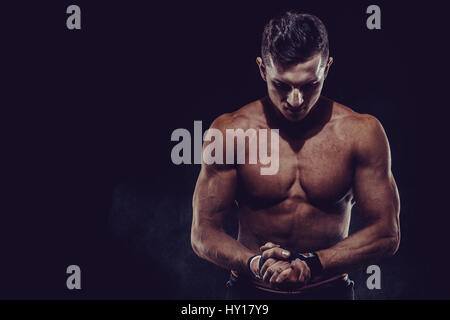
xmin=211 ymin=99 xmax=265 ymax=131
xmin=327 ymin=99 xmax=387 ymax=156
xmin=328 ymin=98 xmax=383 ymax=138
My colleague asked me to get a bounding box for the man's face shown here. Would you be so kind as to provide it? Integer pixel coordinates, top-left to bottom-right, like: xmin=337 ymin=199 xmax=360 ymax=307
xmin=257 ymin=53 xmax=332 ymax=122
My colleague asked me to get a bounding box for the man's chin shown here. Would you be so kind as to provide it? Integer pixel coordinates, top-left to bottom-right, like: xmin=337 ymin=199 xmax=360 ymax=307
xmin=280 ymin=105 xmax=310 ymax=122
xmin=282 ymin=110 xmax=307 ymax=122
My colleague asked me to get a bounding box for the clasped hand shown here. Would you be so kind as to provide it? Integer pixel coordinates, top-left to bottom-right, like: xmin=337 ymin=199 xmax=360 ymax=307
xmin=256 ymin=242 xmax=311 ymax=288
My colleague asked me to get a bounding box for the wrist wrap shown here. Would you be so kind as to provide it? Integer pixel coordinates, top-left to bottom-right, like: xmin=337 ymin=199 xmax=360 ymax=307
xmin=247 ymin=255 xmax=262 ymax=279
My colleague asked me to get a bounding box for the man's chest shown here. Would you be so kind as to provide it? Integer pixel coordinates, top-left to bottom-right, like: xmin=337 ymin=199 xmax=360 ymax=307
xmin=236 ymin=131 xmax=354 ymax=205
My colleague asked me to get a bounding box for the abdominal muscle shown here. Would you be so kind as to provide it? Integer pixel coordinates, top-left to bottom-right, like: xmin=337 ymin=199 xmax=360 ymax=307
xmin=236 ymin=197 xmax=352 ymax=254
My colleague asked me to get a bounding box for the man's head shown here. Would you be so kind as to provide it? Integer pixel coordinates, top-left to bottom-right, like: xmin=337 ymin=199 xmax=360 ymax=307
xmin=257 ymin=11 xmax=333 ymax=122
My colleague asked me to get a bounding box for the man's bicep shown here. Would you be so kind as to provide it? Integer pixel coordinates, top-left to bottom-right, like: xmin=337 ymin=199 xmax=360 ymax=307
xmin=193 ymin=113 xmax=239 ymax=228
xmin=352 ymin=116 xmax=400 ymax=229
xmin=193 ymin=163 xmax=237 ymax=229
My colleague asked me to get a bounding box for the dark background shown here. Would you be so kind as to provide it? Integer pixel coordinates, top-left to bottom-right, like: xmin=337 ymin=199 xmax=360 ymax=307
xmin=2 ymin=0 xmax=449 ymax=299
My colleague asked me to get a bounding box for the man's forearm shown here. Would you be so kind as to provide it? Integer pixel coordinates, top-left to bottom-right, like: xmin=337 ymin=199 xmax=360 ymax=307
xmin=316 ymin=223 xmax=399 ymax=276
xmin=191 ymin=225 xmax=256 ymax=275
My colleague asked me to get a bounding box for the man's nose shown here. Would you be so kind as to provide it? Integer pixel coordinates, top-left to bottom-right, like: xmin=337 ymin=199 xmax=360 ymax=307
xmin=287 ymin=88 xmax=303 ymax=108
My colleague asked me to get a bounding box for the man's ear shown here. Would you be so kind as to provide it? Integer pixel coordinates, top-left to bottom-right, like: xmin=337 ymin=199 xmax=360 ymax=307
xmin=256 ymin=57 xmax=267 ymax=82
xmin=324 ymin=57 xmax=333 ymax=79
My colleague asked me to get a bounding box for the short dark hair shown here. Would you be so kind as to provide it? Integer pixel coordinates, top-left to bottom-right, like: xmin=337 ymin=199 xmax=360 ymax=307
xmin=261 ymin=11 xmax=329 ymax=68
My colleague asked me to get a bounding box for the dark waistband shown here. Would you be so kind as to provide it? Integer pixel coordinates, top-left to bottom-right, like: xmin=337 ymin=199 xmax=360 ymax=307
xmin=229 ymin=270 xmax=350 ymax=295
